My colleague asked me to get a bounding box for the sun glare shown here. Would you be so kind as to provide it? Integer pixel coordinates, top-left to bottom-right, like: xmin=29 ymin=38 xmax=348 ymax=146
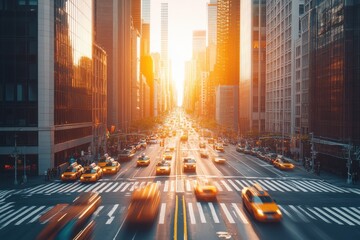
xmin=150 ymin=0 xmax=208 ymax=107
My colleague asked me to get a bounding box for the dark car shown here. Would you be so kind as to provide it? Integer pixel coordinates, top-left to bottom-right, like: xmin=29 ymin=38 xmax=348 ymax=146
xmin=117 ymin=149 xmax=135 ymax=161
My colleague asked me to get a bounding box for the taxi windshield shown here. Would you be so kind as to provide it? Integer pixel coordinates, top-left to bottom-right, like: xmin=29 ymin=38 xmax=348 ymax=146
xmin=253 ymin=195 xmax=274 ymax=204
xmin=65 ymin=167 xmax=76 ymax=173
xmin=184 ymin=158 xmax=196 ymax=163
xmin=84 ymin=168 xmax=96 ymax=174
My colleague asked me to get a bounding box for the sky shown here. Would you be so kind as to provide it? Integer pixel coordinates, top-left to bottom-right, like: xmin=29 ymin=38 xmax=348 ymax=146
xmin=150 ymin=0 xmax=209 ymax=105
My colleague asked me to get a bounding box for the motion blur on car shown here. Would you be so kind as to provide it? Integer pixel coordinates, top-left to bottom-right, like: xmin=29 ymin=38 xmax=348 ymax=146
xmin=241 ymin=183 xmax=282 ymax=222
xmin=194 ymin=178 xmax=218 ymax=201
xmin=37 ymin=192 xmax=101 ymax=240
xmin=183 ymin=157 xmax=196 ymax=172
xmin=273 ymin=156 xmax=295 ymax=170
xmin=126 ymin=183 xmax=161 ymax=226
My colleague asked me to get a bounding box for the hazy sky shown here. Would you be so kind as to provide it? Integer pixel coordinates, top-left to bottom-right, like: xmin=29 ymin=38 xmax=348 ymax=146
xmin=150 ymin=0 xmax=209 ymax=105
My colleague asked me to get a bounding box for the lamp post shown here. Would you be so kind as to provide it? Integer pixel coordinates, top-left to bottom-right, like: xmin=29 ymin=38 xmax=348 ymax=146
xmin=23 ymin=146 xmax=27 ymax=183
xmin=11 ymin=133 xmax=19 ymax=185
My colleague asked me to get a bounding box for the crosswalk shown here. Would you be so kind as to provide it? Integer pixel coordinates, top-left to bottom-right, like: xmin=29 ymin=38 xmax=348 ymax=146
xmin=1 ymin=201 xmax=359 ymax=229
xmin=12 ymin=178 xmax=358 ymax=196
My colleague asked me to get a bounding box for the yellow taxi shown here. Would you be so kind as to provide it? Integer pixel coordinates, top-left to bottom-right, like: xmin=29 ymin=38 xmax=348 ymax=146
xmin=98 ymin=154 xmax=112 ymax=168
xmin=126 ymin=183 xmax=160 ymax=225
xmin=137 ymin=153 xmax=150 ymax=167
xmin=156 ymin=160 xmax=171 ymax=175
xmin=194 ymin=178 xmax=218 ymax=201
xmin=213 ymin=156 xmax=226 ymax=164
xmin=214 ymin=144 xmax=225 ymax=152
xmin=163 ymin=150 xmax=173 ymax=160
xmin=183 ymin=157 xmax=196 ymax=172
xmin=61 ymin=163 xmax=84 ymax=182
xmin=241 ymin=182 xmax=282 ymax=222
xmin=37 ymin=192 xmax=101 ymax=240
xmin=102 ymin=159 xmax=121 ymax=174
xmin=273 ymin=157 xmax=295 ymax=170
xmin=80 ymin=163 xmax=103 ymax=183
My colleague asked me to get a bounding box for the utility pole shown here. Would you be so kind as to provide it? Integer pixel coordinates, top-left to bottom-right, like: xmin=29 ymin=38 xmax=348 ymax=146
xmin=11 ymin=133 xmax=19 ymax=185
xmin=23 ymin=146 xmax=27 ymax=183
xmin=347 ymin=143 xmax=352 ymax=184
xmin=310 ymin=132 xmax=316 ymax=172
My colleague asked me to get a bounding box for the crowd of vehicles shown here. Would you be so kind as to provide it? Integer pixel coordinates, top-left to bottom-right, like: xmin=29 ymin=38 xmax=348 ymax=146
xmin=236 ymin=144 xmax=295 ymax=171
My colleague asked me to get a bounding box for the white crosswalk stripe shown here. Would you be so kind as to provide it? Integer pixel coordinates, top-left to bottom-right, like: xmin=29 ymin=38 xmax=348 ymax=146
xmin=0 ymin=202 xmax=359 ymax=228
xmin=9 ymin=178 xmax=357 ymax=197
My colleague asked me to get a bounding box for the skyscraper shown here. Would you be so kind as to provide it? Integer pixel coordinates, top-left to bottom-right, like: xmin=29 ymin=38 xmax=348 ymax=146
xmin=309 ymin=0 xmax=360 ymax=175
xmin=265 ymin=0 xmax=303 ymax=140
xmin=239 ymin=0 xmax=266 ymax=135
xmin=160 ymin=1 xmax=169 ymax=112
xmin=0 ymin=0 xmax=106 ymax=177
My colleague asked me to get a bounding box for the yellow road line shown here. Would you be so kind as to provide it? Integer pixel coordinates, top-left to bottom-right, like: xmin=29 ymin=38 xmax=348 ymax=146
xmin=183 ymin=195 xmax=188 ymax=240
xmin=174 ymin=195 xmax=178 ymax=240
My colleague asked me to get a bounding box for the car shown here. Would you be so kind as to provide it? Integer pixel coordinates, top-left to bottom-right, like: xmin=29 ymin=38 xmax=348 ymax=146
xmin=117 ymin=149 xmax=135 ymax=161
xmin=98 ymin=154 xmax=112 ymax=167
xmin=168 ymin=145 xmax=176 ymax=151
xmin=199 ymin=142 xmax=206 ymax=148
xmin=241 ymin=182 xmax=282 ymax=222
xmin=213 ymin=156 xmax=226 ymax=164
xmin=273 ymin=157 xmax=295 ymax=170
xmin=137 ymin=153 xmax=150 ymax=167
xmin=163 ymin=150 xmax=173 ymax=160
xmin=199 ymin=149 xmax=209 ymax=158
xmin=61 ymin=162 xmax=84 ymax=181
xmin=183 ymin=157 xmax=196 ymax=172
xmin=102 ymin=159 xmax=121 ymax=174
xmin=80 ymin=163 xmax=103 ymax=183
xmin=156 ymin=160 xmax=171 ymax=175
xmin=180 ymin=135 xmax=188 ymax=142
xmin=37 ymin=192 xmax=101 ymax=240
xmin=126 ymin=183 xmax=160 ymax=225
xmin=264 ymin=153 xmax=278 ymax=164
xmin=194 ymin=178 xmax=218 ymax=201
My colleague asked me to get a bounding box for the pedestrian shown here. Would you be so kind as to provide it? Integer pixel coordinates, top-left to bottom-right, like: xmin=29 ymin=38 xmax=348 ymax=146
xmin=44 ymin=170 xmax=48 ymax=181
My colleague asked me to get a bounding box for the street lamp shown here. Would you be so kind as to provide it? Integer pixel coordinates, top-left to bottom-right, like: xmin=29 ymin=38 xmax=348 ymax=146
xmin=10 ymin=133 xmax=19 ymax=185
xmin=23 ymin=146 xmax=27 ymax=183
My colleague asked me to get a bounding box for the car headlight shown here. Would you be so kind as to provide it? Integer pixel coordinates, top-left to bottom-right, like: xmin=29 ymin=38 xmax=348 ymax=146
xmin=257 ymin=209 xmax=264 ymax=216
xmin=61 ymin=174 xmax=64 ymax=178
xmin=91 ymin=175 xmax=96 ymax=178
xmin=276 ymin=209 xmax=282 ymax=215
xmin=80 ymin=176 xmax=84 ymax=179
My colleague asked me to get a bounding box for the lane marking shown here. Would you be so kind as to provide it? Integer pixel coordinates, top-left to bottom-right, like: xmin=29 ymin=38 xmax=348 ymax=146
xmin=174 ymin=195 xmax=178 ymax=240
xmin=106 ymin=204 xmax=119 ymax=224
xmin=220 ymin=203 xmax=235 ymax=223
xmin=188 ymin=203 xmax=196 ymax=224
xmin=15 ymin=206 xmax=46 ymax=225
xmin=232 ymin=203 xmax=249 ymax=224
xmin=208 ymin=202 xmax=220 ymax=223
xmin=159 ymin=203 xmax=166 ymax=224
xmin=197 ymin=202 xmax=206 ymax=223
xmin=183 ymin=196 xmax=188 ymax=240
xmin=325 ymin=207 xmax=355 ymax=226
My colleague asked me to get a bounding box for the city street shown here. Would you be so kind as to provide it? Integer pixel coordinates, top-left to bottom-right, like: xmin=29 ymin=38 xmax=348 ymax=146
xmin=1 ymin=126 xmax=360 ymax=240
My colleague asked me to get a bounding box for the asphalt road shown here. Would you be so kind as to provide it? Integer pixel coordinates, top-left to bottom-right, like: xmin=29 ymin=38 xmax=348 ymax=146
xmin=1 ymin=127 xmax=360 ymax=240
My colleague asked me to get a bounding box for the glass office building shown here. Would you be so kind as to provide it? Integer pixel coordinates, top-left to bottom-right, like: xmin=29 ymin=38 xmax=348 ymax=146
xmin=309 ymin=0 xmax=360 ymax=174
xmin=0 ymin=0 xmax=101 ymax=177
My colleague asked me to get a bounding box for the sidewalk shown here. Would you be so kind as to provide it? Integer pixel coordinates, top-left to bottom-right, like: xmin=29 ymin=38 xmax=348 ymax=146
xmin=285 ymin=157 xmax=360 ymax=189
xmin=0 ymin=175 xmax=57 ymax=191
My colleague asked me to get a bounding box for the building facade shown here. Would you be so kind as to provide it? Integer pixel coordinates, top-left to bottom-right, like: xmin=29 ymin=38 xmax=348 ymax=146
xmin=309 ymin=0 xmax=360 ymax=175
xmin=265 ymin=0 xmax=303 ymax=144
xmin=239 ymin=0 xmax=266 ymax=136
xmin=0 ymin=0 xmax=107 ymax=177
